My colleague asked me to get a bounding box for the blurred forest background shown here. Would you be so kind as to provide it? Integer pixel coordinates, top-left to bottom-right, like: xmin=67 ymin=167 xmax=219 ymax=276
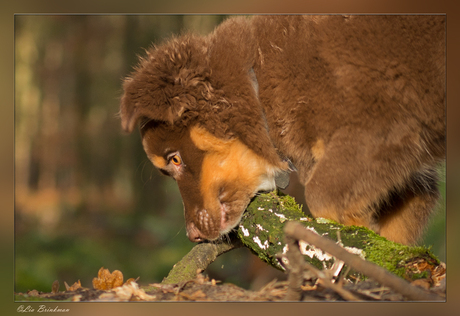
xmin=14 ymin=15 xmax=446 ymax=294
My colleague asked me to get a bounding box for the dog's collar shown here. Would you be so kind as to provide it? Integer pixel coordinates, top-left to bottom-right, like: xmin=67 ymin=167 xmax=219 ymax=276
xmin=249 ymin=67 xmax=295 ymax=190
xmin=248 ymin=67 xmax=259 ymax=98
xmin=275 ymin=156 xmax=296 ymax=190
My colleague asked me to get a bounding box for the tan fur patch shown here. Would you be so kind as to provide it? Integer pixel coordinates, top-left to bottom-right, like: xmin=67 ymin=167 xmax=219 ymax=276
xmin=379 ymin=217 xmax=413 ymax=245
xmin=310 ymin=198 xmax=375 ymax=230
xmin=189 ymin=126 xmax=230 ymax=152
xmin=190 ymin=126 xmax=280 ymax=224
xmin=311 ymin=139 xmax=325 ymax=161
xmin=378 ymin=195 xmax=428 ymax=245
xmin=150 ymin=154 xmax=167 ymax=169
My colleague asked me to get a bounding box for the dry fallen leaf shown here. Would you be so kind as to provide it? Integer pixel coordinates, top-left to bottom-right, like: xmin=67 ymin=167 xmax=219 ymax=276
xmin=97 ymin=281 xmax=156 ymax=301
xmin=92 ymin=267 xmax=138 ymax=291
xmin=431 ymin=262 xmax=446 ymax=288
xmin=92 ymin=267 xmax=124 ymax=290
xmin=124 ymin=278 xmax=136 ymax=285
xmin=64 ymin=280 xmax=82 ymax=291
xmin=411 ymin=279 xmax=431 ymax=290
xmin=52 ymin=280 xmax=60 ymax=294
xmin=180 ymin=289 xmax=207 ymax=301
xmin=71 ymin=295 xmax=82 ymax=302
xmin=27 ymin=289 xmax=40 ymax=297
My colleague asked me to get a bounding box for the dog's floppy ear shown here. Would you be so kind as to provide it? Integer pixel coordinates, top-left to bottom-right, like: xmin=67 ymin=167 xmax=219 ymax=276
xmin=119 ymin=76 xmax=169 ymax=133
xmin=120 ymin=77 xmax=184 ymax=133
xmin=120 ymin=35 xmax=211 ymax=133
xmin=207 ymin=17 xmax=285 ymax=168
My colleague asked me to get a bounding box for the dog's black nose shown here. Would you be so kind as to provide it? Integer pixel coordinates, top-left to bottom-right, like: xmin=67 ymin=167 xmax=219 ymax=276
xmin=189 ymin=233 xmax=203 ymax=243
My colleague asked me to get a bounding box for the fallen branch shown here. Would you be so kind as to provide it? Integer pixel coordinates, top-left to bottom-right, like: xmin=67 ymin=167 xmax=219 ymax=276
xmin=283 ymin=221 xmax=443 ymax=301
xmin=161 ymin=237 xmax=242 ymax=284
xmin=237 ymin=192 xmax=443 ymax=282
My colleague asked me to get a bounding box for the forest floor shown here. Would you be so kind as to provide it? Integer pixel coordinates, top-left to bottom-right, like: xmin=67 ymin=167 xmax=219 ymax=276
xmin=15 ymin=268 xmax=445 ymax=302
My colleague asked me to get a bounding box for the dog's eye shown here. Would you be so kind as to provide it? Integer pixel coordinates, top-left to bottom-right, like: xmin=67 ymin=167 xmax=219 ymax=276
xmin=170 ymin=154 xmax=182 ymax=166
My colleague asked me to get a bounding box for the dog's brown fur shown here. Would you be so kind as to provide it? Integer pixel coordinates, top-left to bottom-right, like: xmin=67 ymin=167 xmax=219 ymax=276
xmin=120 ymin=15 xmax=445 ymax=245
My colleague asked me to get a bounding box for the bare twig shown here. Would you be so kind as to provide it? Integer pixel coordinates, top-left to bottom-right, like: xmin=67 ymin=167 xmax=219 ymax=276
xmin=284 ymin=235 xmax=307 ymax=300
xmin=311 ymin=266 xmax=360 ymax=301
xmin=284 ymin=233 xmax=359 ymax=301
xmin=284 ymin=221 xmax=444 ymax=301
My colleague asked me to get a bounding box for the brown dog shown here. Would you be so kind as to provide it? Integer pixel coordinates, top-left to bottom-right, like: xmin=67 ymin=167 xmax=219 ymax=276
xmin=120 ymin=15 xmax=445 ymax=245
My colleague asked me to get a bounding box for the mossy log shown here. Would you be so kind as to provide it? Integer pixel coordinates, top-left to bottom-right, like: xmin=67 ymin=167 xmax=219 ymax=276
xmin=163 ymin=191 xmax=443 ymax=284
xmin=237 ymin=191 xmax=442 ymax=281
xmin=162 ymin=240 xmax=241 ymax=284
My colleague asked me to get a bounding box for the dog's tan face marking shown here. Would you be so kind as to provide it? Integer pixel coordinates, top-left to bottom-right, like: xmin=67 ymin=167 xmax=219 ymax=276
xmin=141 ymin=122 xmax=281 ymax=242
xmin=189 ymin=126 xmax=281 ymax=239
xmin=150 ymin=154 xmax=167 ymax=169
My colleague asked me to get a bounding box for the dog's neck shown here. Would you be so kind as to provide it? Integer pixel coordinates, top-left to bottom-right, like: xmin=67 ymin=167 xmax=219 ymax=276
xmin=248 ymin=67 xmax=295 ymax=189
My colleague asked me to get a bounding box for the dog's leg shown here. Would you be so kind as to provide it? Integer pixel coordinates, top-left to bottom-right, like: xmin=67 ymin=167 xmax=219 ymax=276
xmin=301 ymin=133 xmax=440 ymax=245
xmin=376 ymin=169 xmax=440 ymax=245
xmin=302 ymin=142 xmax=383 ymax=237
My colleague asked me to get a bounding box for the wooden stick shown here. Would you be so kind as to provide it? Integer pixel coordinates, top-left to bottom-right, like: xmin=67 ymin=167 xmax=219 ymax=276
xmin=284 ymin=221 xmax=443 ymax=301
xmin=284 ymin=233 xmax=359 ymax=301
xmin=162 ymin=238 xmax=242 ymax=284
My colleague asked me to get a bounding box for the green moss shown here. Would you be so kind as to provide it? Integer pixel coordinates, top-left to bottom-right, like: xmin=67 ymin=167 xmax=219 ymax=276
xmin=238 ymin=191 xmax=341 ymax=270
xmin=237 ymin=191 xmax=302 ymax=269
xmin=363 ymin=237 xmax=439 ymax=278
xmin=237 ymin=191 xmax=441 ymax=280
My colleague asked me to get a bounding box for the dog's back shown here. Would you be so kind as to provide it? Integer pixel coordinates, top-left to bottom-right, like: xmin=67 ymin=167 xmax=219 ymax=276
xmin=245 ymin=15 xmax=445 ymax=244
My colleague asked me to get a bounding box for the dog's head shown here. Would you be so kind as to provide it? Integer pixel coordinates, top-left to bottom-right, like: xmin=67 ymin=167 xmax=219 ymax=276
xmin=120 ymin=23 xmax=287 ymax=242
